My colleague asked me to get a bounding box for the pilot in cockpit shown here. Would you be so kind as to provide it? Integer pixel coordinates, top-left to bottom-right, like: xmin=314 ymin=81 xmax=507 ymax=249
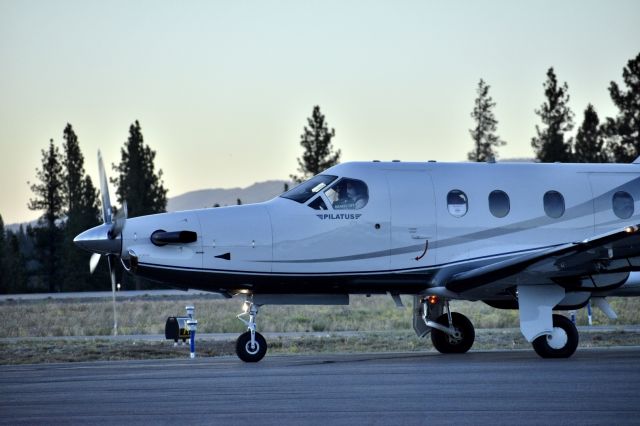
xmin=333 ymin=179 xmax=368 ymax=210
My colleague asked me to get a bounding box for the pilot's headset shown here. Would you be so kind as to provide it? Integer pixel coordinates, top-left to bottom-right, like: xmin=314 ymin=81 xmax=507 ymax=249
xmin=346 ymin=181 xmax=359 ymax=199
xmin=337 ymin=181 xmax=348 ymax=199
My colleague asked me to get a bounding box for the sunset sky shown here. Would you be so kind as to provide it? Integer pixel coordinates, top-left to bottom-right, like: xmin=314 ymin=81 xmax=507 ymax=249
xmin=1 ymin=0 xmax=639 ymax=224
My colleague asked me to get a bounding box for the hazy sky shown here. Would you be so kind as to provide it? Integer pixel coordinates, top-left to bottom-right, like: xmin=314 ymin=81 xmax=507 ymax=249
xmin=1 ymin=0 xmax=639 ymax=224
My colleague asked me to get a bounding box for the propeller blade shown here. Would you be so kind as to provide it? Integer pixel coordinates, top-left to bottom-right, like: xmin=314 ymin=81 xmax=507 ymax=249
xmin=98 ymin=150 xmax=112 ymax=225
xmin=89 ymin=253 xmax=101 ymax=274
xmin=110 ymin=201 xmax=128 ymax=239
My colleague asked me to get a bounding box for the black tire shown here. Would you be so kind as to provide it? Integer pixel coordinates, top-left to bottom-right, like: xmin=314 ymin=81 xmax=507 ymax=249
xmin=236 ymin=331 xmax=268 ymax=362
xmin=430 ymin=312 xmax=475 ymax=354
xmin=532 ymin=314 xmax=579 ymax=358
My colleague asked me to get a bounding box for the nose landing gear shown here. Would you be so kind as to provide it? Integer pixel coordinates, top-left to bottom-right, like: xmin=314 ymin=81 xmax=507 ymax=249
xmin=417 ymin=297 xmax=476 ymax=354
xmin=236 ymin=301 xmax=267 ymax=362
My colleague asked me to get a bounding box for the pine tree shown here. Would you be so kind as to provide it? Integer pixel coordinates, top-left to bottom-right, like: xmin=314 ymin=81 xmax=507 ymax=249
xmin=112 ymin=121 xmax=167 ymax=290
xmin=531 ymin=68 xmax=575 ymax=162
xmin=574 ymin=104 xmax=609 ymax=163
xmin=468 ymin=79 xmax=505 ymax=162
xmin=4 ymin=231 xmax=27 ymax=294
xmin=605 ymin=52 xmax=640 ymax=163
xmin=61 ymin=124 xmax=102 ymax=291
xmin=28 ymin=139 xmax=64 ymax=292
xmin=291 ymin=106 xmax=341 ymax=183
xmin=112 ymin=120 xmax=168 ymax=218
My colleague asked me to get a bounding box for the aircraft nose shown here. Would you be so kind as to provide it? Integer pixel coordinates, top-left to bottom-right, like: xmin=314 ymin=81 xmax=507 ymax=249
xmin=73 ymin=223 xmax=122 ymax=255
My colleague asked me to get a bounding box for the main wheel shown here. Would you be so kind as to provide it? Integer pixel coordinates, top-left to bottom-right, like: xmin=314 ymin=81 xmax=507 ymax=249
xmin=236 ymin=331 xmax=268 ymax=362
xmin=430 ymin=312 xmax=475 ymax=354
xmin=532 ymin=314 xmax=579 ymax=358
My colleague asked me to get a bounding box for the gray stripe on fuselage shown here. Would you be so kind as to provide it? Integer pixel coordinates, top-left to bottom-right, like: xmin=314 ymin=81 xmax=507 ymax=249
xmin=266 ymin=244 xmax=424 ymax=263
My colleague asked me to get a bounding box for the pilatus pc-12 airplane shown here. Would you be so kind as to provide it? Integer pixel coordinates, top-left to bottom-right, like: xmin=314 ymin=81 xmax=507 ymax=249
xmin=75 ymin=153 xmax=640 ymax=362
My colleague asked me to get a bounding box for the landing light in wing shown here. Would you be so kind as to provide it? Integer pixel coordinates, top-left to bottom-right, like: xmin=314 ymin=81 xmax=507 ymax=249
xmin=624 ymin=226 xmax=638 ymax=233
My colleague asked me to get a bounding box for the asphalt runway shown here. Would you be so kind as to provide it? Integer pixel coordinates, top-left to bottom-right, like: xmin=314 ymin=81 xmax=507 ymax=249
xmin=1 ymin=348 xmax=639 ymax=425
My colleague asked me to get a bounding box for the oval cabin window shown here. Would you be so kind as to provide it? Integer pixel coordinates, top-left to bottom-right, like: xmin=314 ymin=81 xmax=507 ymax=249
xmin=489 ymin=190 xmax=510 ymax=218
xmin=543 ymin=191 xmax=565 ymax=219
xmin=612 ymin=191 xmax=634 ymax=219
xmin=447 ymin=190 xmax=468 ymax=217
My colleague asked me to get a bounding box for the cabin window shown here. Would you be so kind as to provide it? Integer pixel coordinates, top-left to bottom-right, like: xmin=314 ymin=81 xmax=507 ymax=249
xmin=543 ymin=191 xmax=565 ymax=218
xmin=280 ymin=175 xmax=337 ymax=203
xmin=489 ymin=190 xmax=510 ymax=218
xmin=612 ymin=191 xmax=634 ymax=219
xmin=324 ymin=178 xmax=369 ymax=210
xmin=447 ymin=190 xmax=468 ymax=217
xmin=308 ymin=196 xmax=328 ymax=210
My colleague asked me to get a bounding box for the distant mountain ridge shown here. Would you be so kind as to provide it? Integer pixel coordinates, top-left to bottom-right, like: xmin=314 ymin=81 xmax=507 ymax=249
xmin=167 ymin=180 xmax=289 ymax=211
xmin=5 ymin=180 xmax=290 ymax=232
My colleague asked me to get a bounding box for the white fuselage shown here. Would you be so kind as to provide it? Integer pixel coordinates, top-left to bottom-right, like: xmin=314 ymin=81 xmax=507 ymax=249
xmin=120 ymin=161 xmax=640 ymax=296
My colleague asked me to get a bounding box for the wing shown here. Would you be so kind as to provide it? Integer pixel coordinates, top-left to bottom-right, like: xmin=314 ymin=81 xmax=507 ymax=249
xmin=443 ymin=223 xmax=640 ymax=300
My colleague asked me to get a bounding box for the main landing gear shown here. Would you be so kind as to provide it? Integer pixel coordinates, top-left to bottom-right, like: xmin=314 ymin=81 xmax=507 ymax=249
xmin=236 ymin=301 xmax=267 ymax=362
xmin=416 ymin=297 xmax=476 ymax=354
xmin=415 ymin=295 xmax=581 ymax=358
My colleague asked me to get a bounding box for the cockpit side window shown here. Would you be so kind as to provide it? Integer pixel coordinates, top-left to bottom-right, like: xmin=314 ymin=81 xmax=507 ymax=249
xmin=324 ymin=178 xmax=369 ymax=210
xmin=280 ymin=175 xmax=338 ymax=203
xmin=308 ymin=196 xmax=328 ymax=210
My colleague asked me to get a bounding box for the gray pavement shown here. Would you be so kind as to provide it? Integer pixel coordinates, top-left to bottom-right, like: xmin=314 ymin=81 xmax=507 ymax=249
xmin=1 ymin=348 xmax=639 ymax=425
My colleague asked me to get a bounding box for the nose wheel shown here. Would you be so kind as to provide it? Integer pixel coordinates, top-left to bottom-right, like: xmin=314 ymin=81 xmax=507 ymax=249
xmin=236 ymin=331 xmax=267 ymax=362
xmin=236 ymin=301 xmax=268 ymax=362
xmin=430 ymin=311 xmax=475 ymax=354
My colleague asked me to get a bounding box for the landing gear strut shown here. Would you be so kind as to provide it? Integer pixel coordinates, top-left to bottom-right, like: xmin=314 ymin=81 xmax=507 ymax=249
xmin=419 ymin=297 xmax=475 ymax=354
xmin=236 ymin=301 xmax=267 ymax=362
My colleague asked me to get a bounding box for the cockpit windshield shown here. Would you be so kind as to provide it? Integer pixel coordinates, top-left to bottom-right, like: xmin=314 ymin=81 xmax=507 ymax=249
xmin=280 ymin=175 xmax=338 ymax=203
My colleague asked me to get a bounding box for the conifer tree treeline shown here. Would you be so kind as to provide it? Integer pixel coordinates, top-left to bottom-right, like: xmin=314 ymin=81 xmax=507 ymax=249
xmin=61 ymin=124 xmax=105 ymax=291
xmin=468 ymin=79 xmax=505 ymax=162
xmin=109 ymin=120 xmax=167 ymax=290
xmin=291 ymin=106 xmax=341 ymax=183
xmin=574 ymin=104 xmax=608 ymax=163
xmin=0 ymin=215 xmax=28 ymax=294
xmin=111 ymin=120 xmax=167 ymax=218
xmin=470 ymin=52 xmax=640 ymax=163
xmin=531 ymin=68 xmax=575 ymax=163
xmin=606 ymin=52 xmax=640 ymax=163
xmin=2 ymin=121 xmax=167 ymax=293
xmin=28 ymin=139 xmax=65 ymax=292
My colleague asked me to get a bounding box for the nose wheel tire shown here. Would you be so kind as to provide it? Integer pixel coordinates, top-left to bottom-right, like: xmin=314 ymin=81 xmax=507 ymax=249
xmin=532 ymin=314 xmax=579 ymax=358
xmin=430 ymin=312 xmax=475 ymax=354
xmin=236 ymin=331 xmax=268 ymax=362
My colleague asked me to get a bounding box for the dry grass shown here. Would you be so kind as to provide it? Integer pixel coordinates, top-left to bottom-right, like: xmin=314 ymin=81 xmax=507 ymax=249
xmin=1 ymin=295 xmax=639 ymax=365
xmin=1 ymin=295 xmax=638 ymax=338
